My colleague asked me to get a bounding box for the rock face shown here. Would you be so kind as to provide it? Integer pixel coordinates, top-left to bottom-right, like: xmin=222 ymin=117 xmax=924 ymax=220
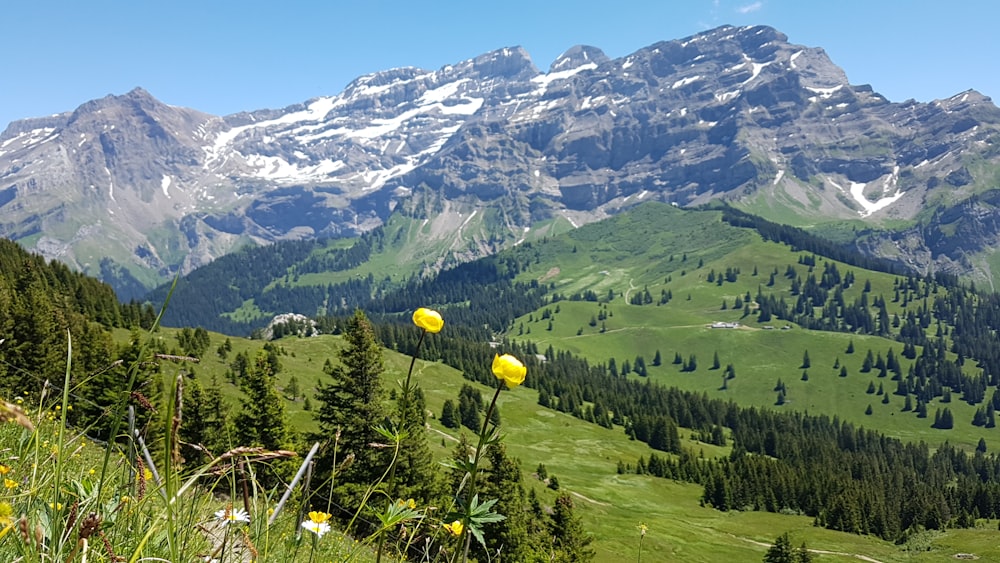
xmin=2 ymin=25 xmax=999 ymax=295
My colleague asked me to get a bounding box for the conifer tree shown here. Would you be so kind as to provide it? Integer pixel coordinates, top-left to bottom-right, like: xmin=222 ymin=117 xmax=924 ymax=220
xmin=441 ymin=399 xmax=459 ymax=429
xmin=391 ymin=386 xmax=438 ymax=502
xmin=549 ymin=493 xmax=595 ymax=562
xmin=313 ymin=310 xmax=390 ymax=509
xmin=234 ymin=349 xmax=290 ymax=450
xmin=763 ymin=532 xmax=795 ymax=562
xmin=474 ymin=443 xmax=531 ymax=561
xmin=459 ymin=395 xmax=481 ymax=431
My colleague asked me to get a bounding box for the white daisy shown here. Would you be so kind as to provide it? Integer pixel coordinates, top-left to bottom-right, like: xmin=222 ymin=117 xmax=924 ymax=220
xmin=301 ymin=519 xmax=331 ymax=537
xmin=301 ymin=511 xmax=332 ymax=538
xmin=214 ymin=507 xmax=250 ymax=524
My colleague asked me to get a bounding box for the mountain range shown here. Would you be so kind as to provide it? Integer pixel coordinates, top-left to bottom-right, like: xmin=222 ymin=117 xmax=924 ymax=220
xmin=2 ymin=24 xmax=999 ymax=298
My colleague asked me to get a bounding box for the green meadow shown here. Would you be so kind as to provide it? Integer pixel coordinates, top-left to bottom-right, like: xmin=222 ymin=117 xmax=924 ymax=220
xmin=145 ymin=324 xmax=1000 ymax=562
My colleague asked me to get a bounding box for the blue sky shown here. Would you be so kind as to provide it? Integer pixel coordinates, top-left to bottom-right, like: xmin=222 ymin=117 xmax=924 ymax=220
xmin=1 ymin=0 xmax=996 ymax=130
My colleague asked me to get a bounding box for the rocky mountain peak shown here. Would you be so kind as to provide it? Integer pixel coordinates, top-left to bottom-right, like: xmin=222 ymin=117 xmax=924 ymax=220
xmin=549 ymin=45 xmax=609 ymax=73
xmin=2 ymin=25 xmax=1000 ymax=295
xmin=467 ymin=46 xmax=538 ymax=81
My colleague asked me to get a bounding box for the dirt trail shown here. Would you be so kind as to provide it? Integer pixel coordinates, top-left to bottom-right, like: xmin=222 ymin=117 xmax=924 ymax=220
xmin=735 ymin=535 xmax=885 ymax=562
xmin=623 ymin=278 xmax=637 ymax=303
xmin=569 ymin=491 xmax=611 ymax=507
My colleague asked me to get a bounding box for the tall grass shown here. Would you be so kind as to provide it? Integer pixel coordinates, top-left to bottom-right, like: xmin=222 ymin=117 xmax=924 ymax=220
xmin=0 ymin=306 xmax=526 ymax=562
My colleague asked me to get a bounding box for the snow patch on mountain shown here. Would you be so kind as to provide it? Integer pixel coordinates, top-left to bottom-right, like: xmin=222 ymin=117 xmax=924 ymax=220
xmin=245 ymin=154 xmax=345 ymax=183
xmin=850 ymin=167 xmax=904 ymax=217
xmin=208 ymin=97 xmax=341 ymax=158
xmin=805 ymin=85 xmax=843 ymax=102
xmin=789 ymin=50 xmax=803 ymax=69
xmin=531 ymin=63 xmax=598 ymax=92
xmin=672 ymin=76 xmax=703 ymax=89
xmin=419 ymin=79 xmax=469 ymax=104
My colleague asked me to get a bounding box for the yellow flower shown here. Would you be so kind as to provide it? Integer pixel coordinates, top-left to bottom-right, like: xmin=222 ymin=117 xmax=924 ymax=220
xmin=412 ymin=308 xmax=444 ymax=333
xmin=0 ymin=465 xmax=9 ymax=475
xmin=0 ymin=501 xmax=11 ymax=525
xmin=3 ymin=478 xmax=16 ymax=490
xmin=307 ymin=511 xmax=331 ymax=524
xmin=396 ymin=498 xmax=417 ymax=510
xmin=48 ymin=502 xmax=63 ymax=511
xmin=302 ymin=511 xmax=332 ymax=538
xmin=638 ymin=523 xmax=648 ymax=536
xmin=443 ymin=519 xmax=464 ymax=536
xmin=142 ymin=468 xmax=153 ymax=482
xmin=88 ymin=469 xmax=96 ymax=476
xmin=492 ymin=354 xmax=527 ymax=389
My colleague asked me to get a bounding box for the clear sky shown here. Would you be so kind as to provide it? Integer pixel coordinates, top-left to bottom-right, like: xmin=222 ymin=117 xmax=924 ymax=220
xmin=2 ymin=0 xmax=996 ymax=131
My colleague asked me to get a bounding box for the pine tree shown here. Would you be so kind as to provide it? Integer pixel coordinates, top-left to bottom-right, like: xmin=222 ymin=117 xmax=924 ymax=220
xmin=796 ymin=542 xmax=814 ymax=563
xmin=549 ymin=493 xmax=595 ymax=562
xmin=440 ymin=399 xmax=459 ymax=429
xmin=179 ymin=377 xmax=210 ymax=463
xmin=234 ymin=349 xmax=290 ymax=450
xmin=392 ymin=386 xmax=438 ymax=502
xmin=458 ymin=394 xmax=479 ymax=430
xmin=763 ymin=532 xmax=795 ymax=563
xmin=313 ymin=310 xmax=390 ymax=510
xmin=475 ymin=443 xmax=532 ymax=561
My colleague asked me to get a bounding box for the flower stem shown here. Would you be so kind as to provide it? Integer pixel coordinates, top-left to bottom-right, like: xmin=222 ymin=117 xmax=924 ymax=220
xmin=460 ymin=382 xmax=503 ymax=563
xmin=375 ymin=328 xmax=426 ymax=563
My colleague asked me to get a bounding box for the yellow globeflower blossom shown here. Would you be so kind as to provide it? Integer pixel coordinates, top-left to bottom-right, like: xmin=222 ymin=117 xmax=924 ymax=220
xmin=443 ymin=520 xmax=464 ymax=536
xmin=492 ymin=354 xmax=527 ymax=389
xmin=412 ymin=308 xmax=444 ymax=333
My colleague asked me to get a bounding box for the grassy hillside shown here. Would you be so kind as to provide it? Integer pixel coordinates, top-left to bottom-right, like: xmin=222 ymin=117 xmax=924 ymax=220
xmin=154 ymin=208 xmax=577 ymax=329
xmin=146 ymin=326 xmax=1000 ymax=562
xmin=490 ymin=204 xmax=994 ymax=451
